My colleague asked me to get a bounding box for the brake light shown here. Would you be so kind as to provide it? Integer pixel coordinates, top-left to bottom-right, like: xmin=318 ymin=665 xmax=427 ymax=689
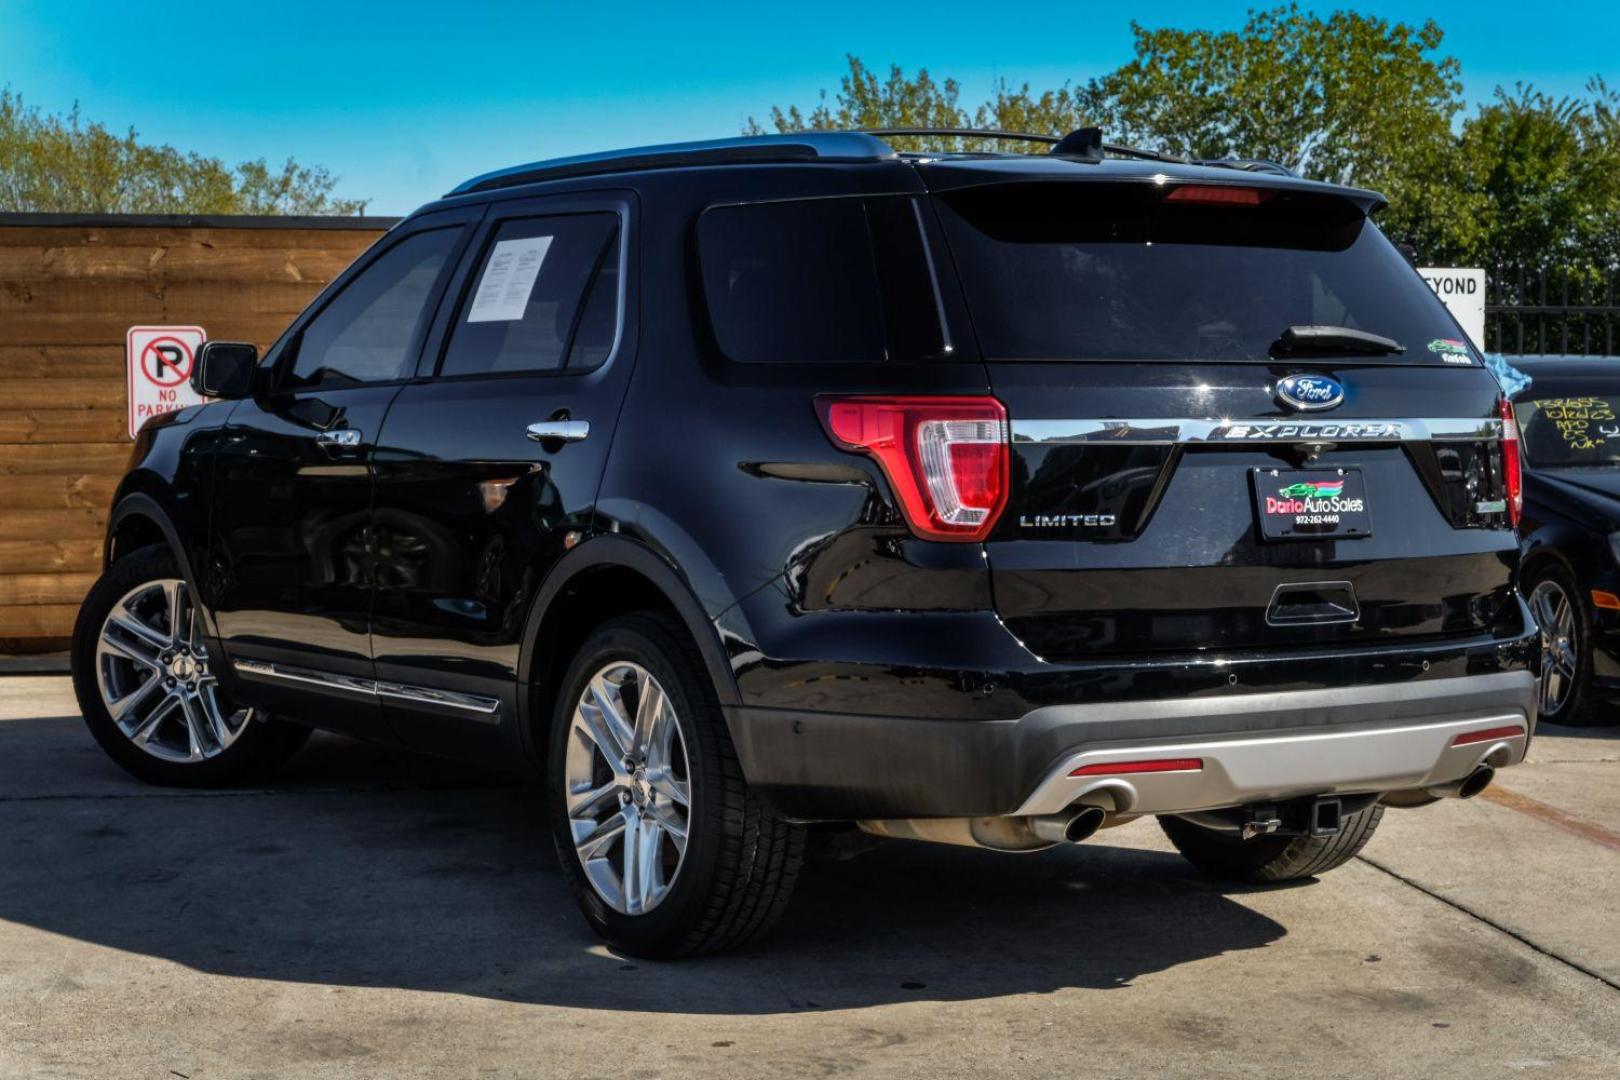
xmin=1500 ymin=397 xmax=1523 ymax=526
xmin=817 ymin=396 xmax=1010 ymax=542
xmin=1163 ymin=185 xmax=1273 ymax=207
xmin=1069 ymin=758 xmax=1204 ymax=777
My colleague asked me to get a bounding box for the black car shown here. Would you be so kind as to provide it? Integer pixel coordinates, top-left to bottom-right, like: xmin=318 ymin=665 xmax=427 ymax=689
xmin=73 ymin=130 xmax=1538 ymax=958
xmin=1513 ymin=356 xmax=1620 ymax=726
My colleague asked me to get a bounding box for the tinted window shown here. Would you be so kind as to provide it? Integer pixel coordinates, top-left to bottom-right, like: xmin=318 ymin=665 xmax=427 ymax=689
xmin=698 ymin=196 xmax=952 ymax=364
xmin=440 ymin=214 xmax=619 ymax=377
xmin=935 ymin=182 xmax=1470 ymax=364
xmin=287 ymin=228 xmax=459 ymax=388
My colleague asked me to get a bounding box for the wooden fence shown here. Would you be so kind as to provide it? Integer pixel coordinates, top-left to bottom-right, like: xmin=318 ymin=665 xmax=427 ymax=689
xmin=0 ymin=213 xmax=396 ymax=652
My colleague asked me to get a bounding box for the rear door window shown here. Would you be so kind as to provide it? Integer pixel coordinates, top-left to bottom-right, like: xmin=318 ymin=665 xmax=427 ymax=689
xmin=698 ymin=196 xmax=957 ymax=364
xmin=934 ymin=181 xmax=1471 ymax=364
xmin=439 ymin=213 xmax=620 ymax=377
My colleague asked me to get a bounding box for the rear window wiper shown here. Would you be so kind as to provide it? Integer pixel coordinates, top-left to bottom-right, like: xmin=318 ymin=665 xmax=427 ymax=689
xmin=1270 ymin=325 xmax=1404 ymax=357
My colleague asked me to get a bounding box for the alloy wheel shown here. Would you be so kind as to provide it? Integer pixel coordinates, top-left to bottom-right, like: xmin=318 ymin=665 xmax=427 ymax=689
xmin=93 ymin=578 xmax=253 ymax=763
xmin=563 ymin=661 xmax=692 ymax=915
xmin=1529 ymin=577 xmax=1577 ymax=717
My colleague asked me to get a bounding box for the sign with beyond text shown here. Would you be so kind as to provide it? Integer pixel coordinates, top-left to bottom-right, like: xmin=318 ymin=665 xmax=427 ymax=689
xmin=127 ymin=326 xmax=207 ymax=438
xmin=1419 ymin=268 xmax=1485 ymax=351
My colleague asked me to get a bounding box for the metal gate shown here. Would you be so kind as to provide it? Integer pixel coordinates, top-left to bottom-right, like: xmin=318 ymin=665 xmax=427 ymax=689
xmin=1487 ymin=266 xmax=1620 ymax=356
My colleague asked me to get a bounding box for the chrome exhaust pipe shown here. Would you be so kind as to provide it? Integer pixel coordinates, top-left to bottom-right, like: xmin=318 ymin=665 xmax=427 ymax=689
xmin=1030 ymin=805 xmax=1107 ymax=844
xmin=1427 ymin=765 xmax=1495 ymax=801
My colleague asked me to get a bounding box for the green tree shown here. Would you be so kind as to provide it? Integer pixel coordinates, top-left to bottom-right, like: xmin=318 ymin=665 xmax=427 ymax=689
xmin=0 ymin=89 xmax=367 ymax=215
xmin=1456 ymin=81 xmax=1620 ymax=270
xmin=1101 ymin=6 xmax=1474 ymax=261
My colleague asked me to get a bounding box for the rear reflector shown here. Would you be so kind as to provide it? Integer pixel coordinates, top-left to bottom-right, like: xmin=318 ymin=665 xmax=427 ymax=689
xmin=1070 ymin=758 xmax=1204 ymax=777
xmin=817 ymin=396 xmax=1010 ymax=542
xmin=1164 ymin=185 xmax=1272 ymax=206
xmin=1501 ymin=397 xmax=1523 ymax=526
xmin=1592 ymin=589 xmax=1620 ymax=611
xmin=1450 ymin=725 xmax=1526 ymax=747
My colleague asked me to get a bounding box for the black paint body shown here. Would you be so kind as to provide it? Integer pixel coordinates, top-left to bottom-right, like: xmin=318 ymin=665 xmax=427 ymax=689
xmin=102 ymin=151 xmax=1538 ymax=821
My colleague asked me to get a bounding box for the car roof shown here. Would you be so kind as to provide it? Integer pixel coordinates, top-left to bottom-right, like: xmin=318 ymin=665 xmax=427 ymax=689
xmin=1503 ymin=356 xmax=1620 ymax=395
xmin=443 ymin=131 xmax=1386 ymax=212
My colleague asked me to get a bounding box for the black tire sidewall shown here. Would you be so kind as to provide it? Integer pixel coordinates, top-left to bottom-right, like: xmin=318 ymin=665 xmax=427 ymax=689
xmin=71 ymin=545 xmax=305 ymax=787
xmin=546 ymin=616 xmax=728 ymax=956
xmin=1525 ymin=560 xmax=1595 ymax=726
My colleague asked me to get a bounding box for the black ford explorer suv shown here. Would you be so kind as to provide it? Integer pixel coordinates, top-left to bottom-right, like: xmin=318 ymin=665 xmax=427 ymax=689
xmin=73 ymin=129 xmax=1539 ymax=958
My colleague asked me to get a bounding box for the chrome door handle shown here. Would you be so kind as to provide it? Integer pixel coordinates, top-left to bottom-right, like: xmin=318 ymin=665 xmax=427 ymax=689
xmin=314 ymin=429 xmax=363 ymax=448
xmin=526 ymin=420 xmax=590 ymax=444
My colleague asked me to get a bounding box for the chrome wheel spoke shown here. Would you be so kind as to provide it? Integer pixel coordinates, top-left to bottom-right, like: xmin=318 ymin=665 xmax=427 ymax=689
xmin=647 ymin=766 xmax=689 ymax=809
xmin=108 ymin=672 xmax=164 ymax=729
xmin=632 ymin=678 xmax=667 ymax=760
xmin=567 ymin=779 xmax=622 ymax=821
xmin=130 ymin=693 xmax=180 ymax=746
xmin=576 ymin=809 xmax=628 ymax=861
xmin=647 ymin=799 xmax=688 ymax=854
xmin=101 ymin=617 xmax=166 ymax=669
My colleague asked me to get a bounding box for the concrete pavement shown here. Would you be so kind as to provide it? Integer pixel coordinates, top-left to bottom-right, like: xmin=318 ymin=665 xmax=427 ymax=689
xmin=2 ymin=675 xmax=1617 ymax=1078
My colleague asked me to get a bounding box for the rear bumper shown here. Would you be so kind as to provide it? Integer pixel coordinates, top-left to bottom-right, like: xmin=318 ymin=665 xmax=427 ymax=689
xmin=726 ymin=669 xmax=1537 ymax=820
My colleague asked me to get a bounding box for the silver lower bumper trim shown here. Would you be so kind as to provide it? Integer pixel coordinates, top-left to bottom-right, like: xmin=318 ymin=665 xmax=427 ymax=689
xmin=1015 ymin=712 xmax=1532 ymax=818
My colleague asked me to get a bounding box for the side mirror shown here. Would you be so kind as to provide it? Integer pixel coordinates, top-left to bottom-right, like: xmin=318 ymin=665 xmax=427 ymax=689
xmin=193 ymin=341 xmax=259 ymax=399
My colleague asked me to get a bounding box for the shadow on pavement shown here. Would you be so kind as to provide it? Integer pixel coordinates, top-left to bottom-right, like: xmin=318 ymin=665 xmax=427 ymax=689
xmin=1 ymin=715 xmax=1286 ymax=1014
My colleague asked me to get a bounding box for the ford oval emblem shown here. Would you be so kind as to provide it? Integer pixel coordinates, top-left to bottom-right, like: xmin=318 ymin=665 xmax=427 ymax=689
xmin=1276 ymin=374 xmax=1345 ymax=412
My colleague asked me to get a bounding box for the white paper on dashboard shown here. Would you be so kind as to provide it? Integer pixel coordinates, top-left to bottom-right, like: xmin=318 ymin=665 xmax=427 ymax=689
xmin=466 ymin=236 xmax=554 ymax=322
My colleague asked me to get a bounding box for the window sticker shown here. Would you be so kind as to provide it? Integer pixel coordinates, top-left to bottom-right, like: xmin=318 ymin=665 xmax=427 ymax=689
xmin=467 ymin=236 xmax=553 ymax=322
xmin=1535 ymin=397 xmax=1620 ymax=452
xmin=1427 ymin=338 xmax=1474 ymax=364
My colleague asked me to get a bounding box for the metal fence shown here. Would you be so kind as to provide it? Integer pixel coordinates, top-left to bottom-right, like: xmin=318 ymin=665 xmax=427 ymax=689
xmin=1487 ymin=266 xmax=1620 ymax=356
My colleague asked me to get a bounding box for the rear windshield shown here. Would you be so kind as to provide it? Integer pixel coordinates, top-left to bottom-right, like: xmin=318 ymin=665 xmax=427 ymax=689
xmin=934 ymin=181 xmax=1471 ymax=364
xmin=1516 ymin=389 xmax=1620 ymax=465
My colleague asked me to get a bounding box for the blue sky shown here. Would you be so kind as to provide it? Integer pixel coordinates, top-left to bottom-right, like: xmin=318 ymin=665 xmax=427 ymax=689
xmin=3 ymin=0 xmax=1616 ymax=214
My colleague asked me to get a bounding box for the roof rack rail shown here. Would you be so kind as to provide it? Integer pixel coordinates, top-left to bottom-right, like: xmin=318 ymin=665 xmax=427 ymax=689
xmin=448 ymin=132 xmax=896 ymax=195
xmin=447 ymin=128 xmax=1300 ymax=197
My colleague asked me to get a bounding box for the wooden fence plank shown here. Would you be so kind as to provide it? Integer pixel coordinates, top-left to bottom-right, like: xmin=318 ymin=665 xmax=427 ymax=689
xmin=1 ymin=378 xmax=127 ymax=410
xmin=0 ymin=409 xmax=129 ymax=443
xmin=0 ymin=572 xmax=99 ymax=606
xmin=0 ymin=603 xmax=79 ymax=639
xmin=0 ymin=539 xmax=102 ymax=574
xmin=0 ymin=472 xmax=120 ymax=510
xmin=0 ymin=443 xmax=131 ymax=475
xmin=0 ymin=508 xmax=106 ymax=541
xmin=0 ymin=345 xmax=124 ymax=379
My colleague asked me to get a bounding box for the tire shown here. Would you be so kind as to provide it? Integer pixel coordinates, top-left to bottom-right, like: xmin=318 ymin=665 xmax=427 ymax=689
xmin=547 ymin=612 xmax=805 ymax=959
xmin=71 ymin=544 xmax=311 ymax=787
xmin=1158 ymin=804 xmax=1384 ymax=883
xmin=1524 ymin=561 xmax=1604 ymax=726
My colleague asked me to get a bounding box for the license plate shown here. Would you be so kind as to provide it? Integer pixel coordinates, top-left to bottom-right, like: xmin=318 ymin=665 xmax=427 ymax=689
xmin=1252 ymin=468 xmax=1372 ymax=540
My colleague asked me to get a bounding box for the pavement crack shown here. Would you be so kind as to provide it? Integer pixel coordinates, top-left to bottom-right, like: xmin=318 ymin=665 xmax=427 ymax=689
xmin=1357 ymin=852 xmax=1620 ymax=994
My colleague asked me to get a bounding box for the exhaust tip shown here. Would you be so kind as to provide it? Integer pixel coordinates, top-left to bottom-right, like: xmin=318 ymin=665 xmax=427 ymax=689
xmin=1457 ymin=765 xmax=1495 ymax=800
xmin=1064 ymin=805 xmax=1108 ymax=843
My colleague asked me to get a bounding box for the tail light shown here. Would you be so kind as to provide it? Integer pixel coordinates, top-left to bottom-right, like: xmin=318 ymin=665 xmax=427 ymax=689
xmin=817 ymin=395 xmax=1010 ymax=542
xmin=1500 ymin=397 xmax=1523 ymax=526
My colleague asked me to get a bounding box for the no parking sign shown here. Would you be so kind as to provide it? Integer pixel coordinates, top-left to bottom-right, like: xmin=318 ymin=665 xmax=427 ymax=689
xmin=127 ymin=326 xmax=207 ymax=438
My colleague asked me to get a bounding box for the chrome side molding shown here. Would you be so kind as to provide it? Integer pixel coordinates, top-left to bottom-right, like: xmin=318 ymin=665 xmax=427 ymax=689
xmin=1011 ymin=417 xmax=1505 ymax=445
xmin=233 ymin=659 xmax=501 ymax=720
